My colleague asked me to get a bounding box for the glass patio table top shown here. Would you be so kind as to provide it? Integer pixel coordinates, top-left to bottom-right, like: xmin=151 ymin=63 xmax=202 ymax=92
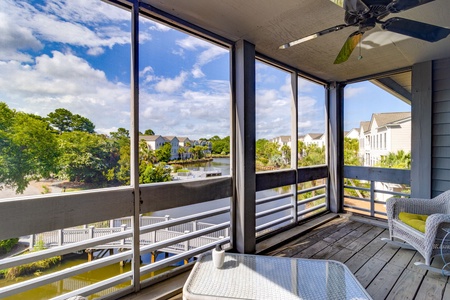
xmin=183 ymin=253 xmax=372 ymax=300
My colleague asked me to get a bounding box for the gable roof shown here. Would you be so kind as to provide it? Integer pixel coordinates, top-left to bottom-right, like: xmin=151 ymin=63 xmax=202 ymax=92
xmin=140 ymin=135 xmax=163 ymax=141
xmin=371 ymin=112 xmax=411 ymax=129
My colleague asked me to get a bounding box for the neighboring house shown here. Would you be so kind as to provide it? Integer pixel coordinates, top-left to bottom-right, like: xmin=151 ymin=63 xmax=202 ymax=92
xmin=163 ymin=136 xmax=180 ymax=160
xmin=270 ymin=135 xmax=291 ymax=150
xmin=303 ymin=133 xmax=325 ymax=148
xmin=357 ymin=112 xmax=411 ymax=201
xmin=345 ymin=128 xmax=359 ymax=140
xmin=178 ymin=137 xmax=192 ymax=159
xmin=140 ymin=135 xmax=166 ymax=151
xmin=358 ymin=121 xmax=370 ymax=159
xmin=359 ymin=112 xmax=411 ymax=167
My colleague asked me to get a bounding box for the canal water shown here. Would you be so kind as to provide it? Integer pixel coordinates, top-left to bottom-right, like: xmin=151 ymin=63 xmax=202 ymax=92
xmin=1 ymin=157 xmax=293 ymax=299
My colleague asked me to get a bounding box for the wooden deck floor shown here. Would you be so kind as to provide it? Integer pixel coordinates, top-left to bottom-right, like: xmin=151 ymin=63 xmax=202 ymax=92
xmin=121 ymin=215 xmax=450 ymax=300
xmin=265 ymin=215 xmax=450 ymax=300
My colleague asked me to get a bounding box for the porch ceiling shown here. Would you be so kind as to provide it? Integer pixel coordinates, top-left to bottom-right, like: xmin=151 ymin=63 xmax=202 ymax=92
xmin=142 ymin=0 xmax=450 ymax=86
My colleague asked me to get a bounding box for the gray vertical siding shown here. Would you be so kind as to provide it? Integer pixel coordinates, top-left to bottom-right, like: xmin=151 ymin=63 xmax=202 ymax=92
xmin=432 ymin=58 xmax=450 ymax=197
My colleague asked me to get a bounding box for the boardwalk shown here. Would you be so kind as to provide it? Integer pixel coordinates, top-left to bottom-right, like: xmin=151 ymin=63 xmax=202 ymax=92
xmin=123 ymin=215 xmax=450 ymax=300
xmin=33 ymin=216 xmax=226 ymax=255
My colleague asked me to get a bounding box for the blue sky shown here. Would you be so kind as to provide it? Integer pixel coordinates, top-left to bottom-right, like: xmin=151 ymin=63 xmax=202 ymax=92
xmin=0 ymin=0 xmax=410 ymax=140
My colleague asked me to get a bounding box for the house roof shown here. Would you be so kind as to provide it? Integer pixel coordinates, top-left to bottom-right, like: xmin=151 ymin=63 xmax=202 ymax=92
xmin=141 ymin=0 xmax=450 ymax=97
xmin=373 ymin=112 xmax=411 ymax=127
xmin=164 ymin=136 xmax=178 ymax=142
xmin=360 ymin=121 xmax=370 ymax=132
xmin=307 ymin=133 xmax=323 ymax=140
xmin=278 ymin=135 xmax=291 ymax=142
xmin=366 ymin=112 xmax=411 ymax=132
xmin=140 ymin=135 xmax=162 ymax=141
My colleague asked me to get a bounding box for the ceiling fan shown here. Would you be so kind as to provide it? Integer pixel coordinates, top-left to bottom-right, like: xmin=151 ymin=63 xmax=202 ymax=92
xmin=279 ymin=0 xmax=450 ymax=64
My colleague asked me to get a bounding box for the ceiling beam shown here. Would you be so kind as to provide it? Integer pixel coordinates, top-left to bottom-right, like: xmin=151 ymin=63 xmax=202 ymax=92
xmin=371 ymin=77 xmax=412 ymax=104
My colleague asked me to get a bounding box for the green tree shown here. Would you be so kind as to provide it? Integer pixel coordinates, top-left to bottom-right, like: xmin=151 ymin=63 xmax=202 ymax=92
xmin=57 ymin=131 xmax=113 ymax=184
xmin=155 ymin=142 xmax=172 ymax=162
xmin=256 ymin=139 xmax=281 ymax=166
xmin=298 ymin=143 xmax=325 ymax=167
xmin=344 ymin=137 xmax=360 ymax=166
xmin=211 ymin=136 xmax=230 ymax=155
xmin=47 ymin=108 xmax=95 ymax=133
xmin=139 ymin=163 xmax=171 ymax=183
xmin=281 ymin=144 xmax=291 ymax=164
xmin=178 ymin=147 xmax=186 ymax=159
xmin=378 ymin=150 xmax=411 ymax=169
xmin=144 ymin=129 xmax=155 ymax=135
xmin=0 ymin=106 xmax=59 ymax=193
xmin=107 ymin=128 xmax=130 ymax=184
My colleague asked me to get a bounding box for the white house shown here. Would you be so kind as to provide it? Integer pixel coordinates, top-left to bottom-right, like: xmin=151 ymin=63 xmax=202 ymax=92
xmin=303 ymin=133 xmax=325 ymax=148
xmin=357 ymin=112 xmax=411 ymax=201
xmin=359 ymin=112 xmax=411 ymax=167
xmin=164 ymin=136 xmax=180 ymax=160
xmin=178 ymin=137 xmax=192 ymax=159
xmin=270 ymin=136 xmax=291 ymax=150
xmin=140 ymin=135 xmax=166 ymax=151
xmin=345 ymin=128 xmax=359 ymax=140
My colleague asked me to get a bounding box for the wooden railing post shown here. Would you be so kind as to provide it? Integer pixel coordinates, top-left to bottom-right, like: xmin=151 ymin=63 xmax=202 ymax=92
xmin=370 ymin=181 xmax=375 ymax=217
xmin=89 ymin=226 xmax=95 ymax=239
xmin=121 ymin=224 xmax=127 ymax=245
xmin=152 ymin=230 xmax=157 ymax=243
xmin=184 ymin=230 xmax=190 ymax=251
xmin=58 ymin=229 xmax=63 ymax=246
xmin=29 ymin=234 xmax=35 ymax=250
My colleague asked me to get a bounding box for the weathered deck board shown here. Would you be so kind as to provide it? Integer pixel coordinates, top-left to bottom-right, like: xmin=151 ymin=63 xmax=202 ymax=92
xmin=266 ymin=215 xmax=450 ymax=300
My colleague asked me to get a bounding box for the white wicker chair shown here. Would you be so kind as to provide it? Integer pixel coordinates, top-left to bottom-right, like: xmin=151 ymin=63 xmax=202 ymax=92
xmin=384 ymin=190 xmax=450 ymax=273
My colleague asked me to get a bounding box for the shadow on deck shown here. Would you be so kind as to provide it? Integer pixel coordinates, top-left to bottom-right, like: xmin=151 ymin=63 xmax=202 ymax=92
xmin=120 ymin=214 xmax=450 ymax=300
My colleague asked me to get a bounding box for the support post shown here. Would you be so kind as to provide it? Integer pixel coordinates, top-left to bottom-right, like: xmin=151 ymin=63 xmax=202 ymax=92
xmin=327 ymin=82 xmax=345 ymax=213
xmin=234 ymin=39 xmax=256 ymax=253
xmin=411 ymin=61 xmax=432 ymax=198
xmin=290 ymin=71 xmax=299 ymax=222
xmin=130 ymin=0 xmax=141 ymax=292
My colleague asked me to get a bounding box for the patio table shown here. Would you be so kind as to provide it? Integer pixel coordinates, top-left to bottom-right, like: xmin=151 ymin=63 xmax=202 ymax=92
xmin=183 ymin=253 xmax=372 ymax=300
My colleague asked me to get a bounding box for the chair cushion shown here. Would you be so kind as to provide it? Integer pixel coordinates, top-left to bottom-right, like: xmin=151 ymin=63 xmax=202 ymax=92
xmin=398 ymin=212 xmax=428 ymax=233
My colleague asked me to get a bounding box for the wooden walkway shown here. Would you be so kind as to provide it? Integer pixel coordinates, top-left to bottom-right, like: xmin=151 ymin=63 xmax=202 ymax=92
xmin=122 ymin=215 xmax=450 ymax=300
xmin=265 ymin=215 xmax=450 ymax=300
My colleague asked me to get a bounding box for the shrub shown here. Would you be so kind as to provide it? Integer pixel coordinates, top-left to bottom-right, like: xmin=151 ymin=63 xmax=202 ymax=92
xmin=0 ymin=238 xmax=19 ymax=254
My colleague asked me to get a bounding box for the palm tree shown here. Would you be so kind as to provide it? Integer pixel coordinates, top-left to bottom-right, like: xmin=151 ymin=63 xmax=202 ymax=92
xmin=178 ymin=147 xmax=186 ymax=160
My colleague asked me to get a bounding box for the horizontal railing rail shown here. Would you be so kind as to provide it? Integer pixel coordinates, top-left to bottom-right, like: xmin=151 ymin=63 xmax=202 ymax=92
xmin=343 ymin=165 xmax=411 ymax=217
xmin=1 ymin=165 xmax=330 ymax=299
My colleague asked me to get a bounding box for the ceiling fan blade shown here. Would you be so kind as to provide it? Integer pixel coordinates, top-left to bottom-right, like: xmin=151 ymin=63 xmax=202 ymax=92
xmin=387 ymin=0 xmax=435 ymax=13
xmin=334 ymin=31 xmax=363 ymax=64
xmin=330 ymin=0 xmax=369 ymax=14
xmin=329 ymin=0 xmax=345 ymax=8
xmin=382 ymin=17 xmax=450 ymax=42
xmin=279 ymin=24 xmax=349 ymax=49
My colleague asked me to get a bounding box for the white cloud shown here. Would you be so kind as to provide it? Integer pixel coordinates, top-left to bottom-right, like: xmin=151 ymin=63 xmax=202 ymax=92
xmin=143 ymin=19 xmax=171 ymax=32
xmin=139 ymin=80 xmax=230 ymax=139
xmin=176 ymin=36 xmax=228 ymax=78
xmin=154 ymin=71 xmax=188 ymax=93
xmin=140 ymin=66 xmax=156 ymax=83
xmin=0 ymin=51 xmax=130 ymax=132
xmin=2 ymin=0 xmax=134 ymax=58
xmin=345 ymin=86 xmax=366 ymax=98
xmin=0 ymin=12 xmax=43 ymax=62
